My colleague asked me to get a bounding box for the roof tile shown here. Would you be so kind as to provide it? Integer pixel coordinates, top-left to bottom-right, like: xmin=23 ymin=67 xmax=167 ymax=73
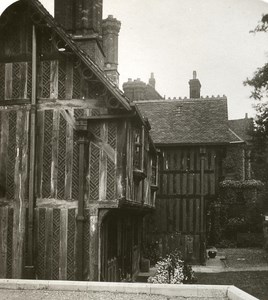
xmin=136 ymin=98 xmax=231 ymax=145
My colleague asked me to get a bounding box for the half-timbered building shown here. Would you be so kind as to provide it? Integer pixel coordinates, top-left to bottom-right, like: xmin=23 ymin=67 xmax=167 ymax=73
xmin=135 ymin=73 xmax=251 ymax=264
xmin=0 ymin=0 xmax=157 ymax=281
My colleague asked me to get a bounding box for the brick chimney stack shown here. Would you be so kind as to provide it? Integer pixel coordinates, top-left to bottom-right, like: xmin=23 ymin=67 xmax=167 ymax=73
xmin=148 ymin=72 xmax=156 ymax=89
xmin=54 ymin=0 xmax=104 ymax=68
xmin=55 ymin=0 xmax=103 ymax=35
xmin=189 ymin=71 xmax=201 ymax=99
xmin=54 ymin=0 xmax=74 ymax=32
xmin=102 ymin=15 xmax=121 ymax=85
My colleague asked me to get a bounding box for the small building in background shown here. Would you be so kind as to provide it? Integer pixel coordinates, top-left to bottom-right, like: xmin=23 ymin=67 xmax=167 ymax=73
xmin=127 ymin=72 xmax=253 ymax=262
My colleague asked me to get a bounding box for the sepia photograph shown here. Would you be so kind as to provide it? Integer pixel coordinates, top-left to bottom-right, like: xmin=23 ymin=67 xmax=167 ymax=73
xmin=0 ymin=0 xmax=267 ymax=299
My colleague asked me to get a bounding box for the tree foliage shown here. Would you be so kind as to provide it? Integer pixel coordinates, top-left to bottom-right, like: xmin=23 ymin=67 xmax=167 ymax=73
xmin=244 ymin=64 xmax=268 ymax=101
xmin=244 ymin=14 xmax=268 ymax=100
xmin=244 ymin=14 xmax=268 ymax=140
xmin=244 ymin=14 xmax=268 ymax=214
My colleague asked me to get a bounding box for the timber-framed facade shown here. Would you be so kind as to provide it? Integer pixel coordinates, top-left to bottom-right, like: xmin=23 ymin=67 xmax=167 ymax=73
xmin=135 ymin=75 xmax=252 ymax=264
xmin=0 ymin=0 xmax=158 ymax=281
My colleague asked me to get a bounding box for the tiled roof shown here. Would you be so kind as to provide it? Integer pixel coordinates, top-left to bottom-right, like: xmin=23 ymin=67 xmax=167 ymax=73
xmin=228 ymin=118 xmax=254 ymax=143
xmin=20 ymin=0 xmax=131 ymax=111
xmin=228 ymin=128 xmax=244 ymax=143
xmin=136 ymin=97 xmax=232 ymax=145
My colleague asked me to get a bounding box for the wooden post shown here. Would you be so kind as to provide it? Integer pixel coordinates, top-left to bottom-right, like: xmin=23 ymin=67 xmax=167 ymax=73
xmin=200 ymin=146 xmax=206 ymax=264
xmin=141 ymin=126 xmax=145 ymax=172
xmin=89 ymin=206 xmax=99 ymax=281
xmin=76 ymin=119 xmax=88 ymax=280
xmin=12 ymin=112 xmax=28 ymax=278
xmin=25 ymin=24 xmax=37 ymax=279
xmin=98 ymin=209 xmax=109 ymax=281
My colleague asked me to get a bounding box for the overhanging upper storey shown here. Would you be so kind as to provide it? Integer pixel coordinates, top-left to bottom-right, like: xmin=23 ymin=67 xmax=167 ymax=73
xmin=0 ymin=0 xmax=131 ymax=111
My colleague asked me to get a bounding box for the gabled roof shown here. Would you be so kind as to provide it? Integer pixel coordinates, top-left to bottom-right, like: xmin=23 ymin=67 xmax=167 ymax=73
xmin=6 ymin=0 xmax=131 ymax=111
xmin=228 ymin=128 xmax=244 ymax=143
xmin=135 ymin=97 xmax=232 ymax=145
xmin=228 ymin=117 xmax=254 ymax=143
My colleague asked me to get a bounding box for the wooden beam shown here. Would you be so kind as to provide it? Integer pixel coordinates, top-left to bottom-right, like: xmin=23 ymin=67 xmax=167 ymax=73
xmin=59 ymin=209 xmax=68 ymax=279
xmin=88 ymin=207 xmax=99 ymax=281
xmin=0 ymin=54 xmax=32 ymax=63
xmin=12 ymin=111 xmax=27 ymax=278
xmin=0 ymin=111 xmax=8 ymax=197
xmin=99 ymin=122 xmax=108 ymax=201
xmin=89 ymin=131 xmax=115 ymax=164
xmin=37 ymin=99 xmax=105 ymax=110
xmin=5 ymin=63 xmax=12 ymax=100
xmin=45 ymin=208 xmax=53 ymax=279
xmin=199 ymin=146 xmax=206 ymax=264
xmin=116 ymin=120 xmax=126 ymax=199
xmin=81 ymin=113 xmax=135 ymax=120
xmin=65 ymin=60 xmax=73 ymax=100
xmin=76 ymin=120 xmax=88 ymax=280
xmin=65 ymin=111 xmax=74 ymax=199
xmin=98 ymin=209 xmax=109 ymax=281
xmin=25 ymin=25 xmax=37 ymax=279
xmin=0 ymin=100 xmax=31 ymax=106
xmin=50 ymin=60 xmax=58 ymax=99
xmin=0 ymin=207 xmax=8 ymax=278
xmin=51 ymin=111 xmax=60 ymax=198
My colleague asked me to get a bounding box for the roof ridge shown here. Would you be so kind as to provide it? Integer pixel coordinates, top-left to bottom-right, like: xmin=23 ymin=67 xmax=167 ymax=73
xmin=165 ymin=95 xmax=227 ymax=100
xmin=134 ymin=97 xmax=228 ymax=104
xmin=229 ymin=118 xmax=253 ymax=121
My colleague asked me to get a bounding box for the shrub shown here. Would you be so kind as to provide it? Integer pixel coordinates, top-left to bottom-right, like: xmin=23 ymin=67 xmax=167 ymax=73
xmin=142 ymin=240 xmax=161 ymax=266
xmin=147 ymin=250 xmax=196 ymax=284
xmin=208 ymin=180 xmax=264 ymax=247
xmin=219 ymin=179 xmax=264 ymax=190
xmin=215 ymin=239 xmax=237 ymax=248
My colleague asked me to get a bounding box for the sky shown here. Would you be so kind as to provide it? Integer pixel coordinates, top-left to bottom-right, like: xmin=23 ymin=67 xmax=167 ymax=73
xmin=0 ymin=0 xmax=268 ymax=119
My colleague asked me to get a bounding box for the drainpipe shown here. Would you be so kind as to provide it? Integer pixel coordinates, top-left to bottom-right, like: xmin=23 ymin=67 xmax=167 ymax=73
xmin=25 ymin=24 xmax=37 ymax=279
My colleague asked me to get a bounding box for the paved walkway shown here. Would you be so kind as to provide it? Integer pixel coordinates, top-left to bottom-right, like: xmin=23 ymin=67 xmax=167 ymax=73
xmin=192 ymin=255 xmax=227 ymax=273
xmin=192 ymin=248 xmax=268 ymax=273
